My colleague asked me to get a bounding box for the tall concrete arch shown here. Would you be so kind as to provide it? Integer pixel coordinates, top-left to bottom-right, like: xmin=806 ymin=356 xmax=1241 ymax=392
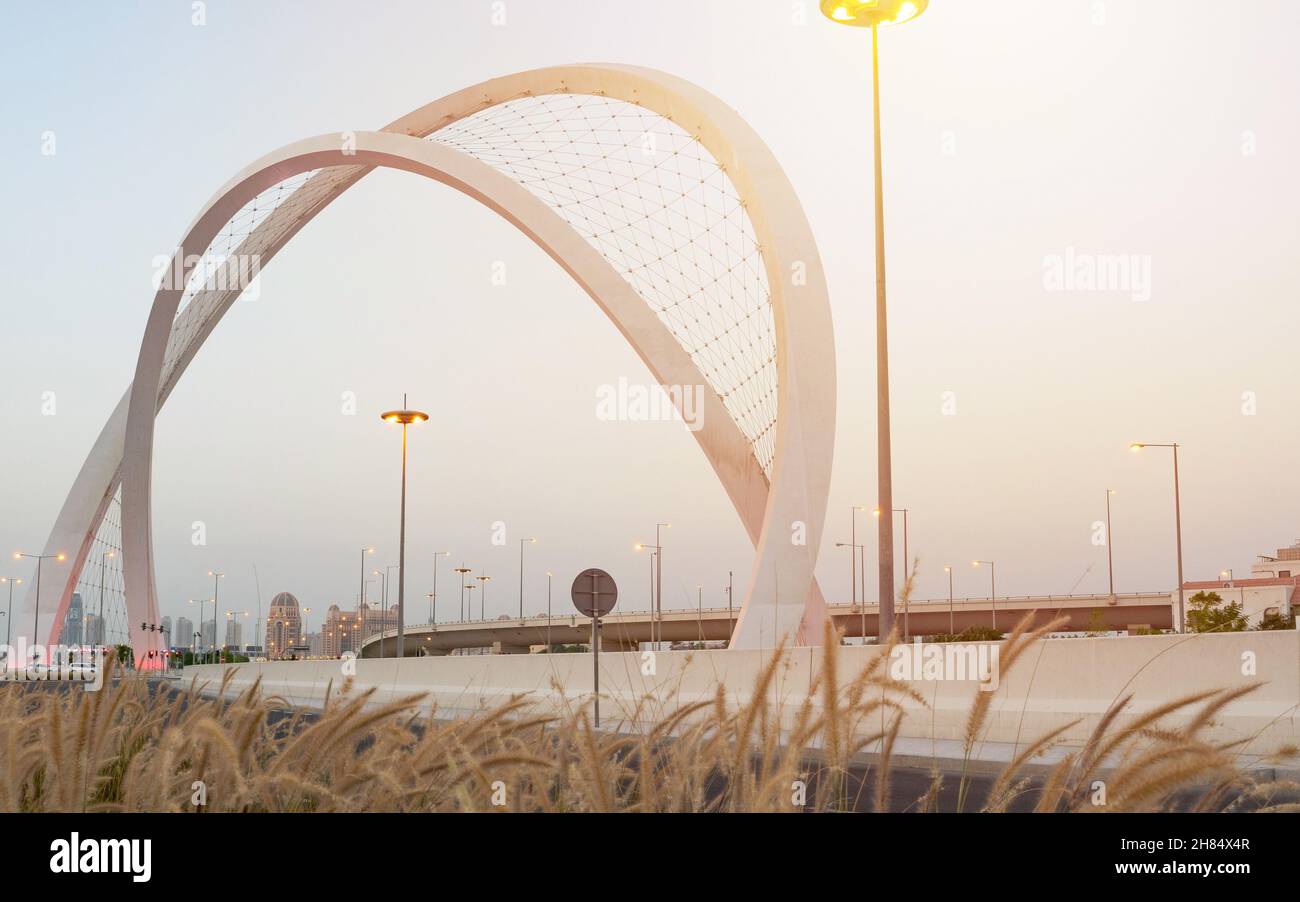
xmin=29 ymin=65 xmax=836 ymax=665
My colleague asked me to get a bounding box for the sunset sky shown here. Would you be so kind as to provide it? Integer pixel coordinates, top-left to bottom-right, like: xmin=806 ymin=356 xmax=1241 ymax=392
xmin=2 ymin=0 xmax=1297 ymax=633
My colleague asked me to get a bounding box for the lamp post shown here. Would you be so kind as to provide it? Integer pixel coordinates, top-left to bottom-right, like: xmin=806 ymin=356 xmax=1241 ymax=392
xmin=431 ymin=551 xmax=450 ymax=623
xmin=475 ymin=575 xmax=491 ymax=620
xmin=635 ymin=522 xmax=669 ymax=648
xmin=464 ymin=583 xmax=477 ymax=621
xmin=381 ymin=397 xmax=429 ymax=659
xmin=519 ymin=537 xmax=536 ymax=618
xmin=972 ymin=560 xmax=996 ymax=630
xmin=875 ymin=506 xmax=910 ymax=636
xmin=836 ymin=542 xmax=867 ymax=640
xmin=359 ymin=545 xmax=374 ymax=644
xmin=187 ymin=598 xmax=209 ymax=663
xmin=545 ymin=571 xmax=553 ymax=651
xmin=1105 ymin=489 xmax=1117 ymax=599
xmin=821 ymin=0 xmax=928 ymax=640
xmin=1130 ymin=442 xmax=1185 ymax=633
xmin=454 ymin=566 xmax=472 ymax=621
xmin=696 ymin=585 xmax=704 ymax=645
xmin=1 ymin=576 xmax=21 ymax=651
xmin=727 ymin=570 xmax=734 ymax=637
xmin=207 ymin=570 xmax=224 ymax=662
xmin=944 ymin=565 xmax=954 ymax=634
xmin=372 ymin=569 xmax=387 ymax=657
xmin=14 ymin=551 xmax=66 ymax=662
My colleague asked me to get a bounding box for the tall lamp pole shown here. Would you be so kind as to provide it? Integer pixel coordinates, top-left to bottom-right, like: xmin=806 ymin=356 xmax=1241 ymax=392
xmin=431 ymin=551 xmax=450 ymax=623
xmin=836 ymin=543 xmax=867 ymax=640
xmin=944 ymin=565 xmax=954 ymax=633
xmin=545 ymin=571 xmax=553 ymax=651
xmin=14 ymin=551 xmax=66 ymax=662
xmin=381 ymin=397 xmax=429 ymax=659
xmin=454 ymin=566 xmax=472 ymax=621
xmin=519 ymin=537 xmax=536 ymax=618
xmin=821 ymin=0 xmax=928 ymax=639
xmin=207 ymin=570 xmax=224 ymax=662
xmin=1131 ymin=442 xmax=1185 ymax=633
xmin=1 ymin=577 xmax=21 ymax=651
xmin=972 ymin=560 xmax=996 ymax=630
xmin=1105 ymin=489 xmax=1117 ymax=599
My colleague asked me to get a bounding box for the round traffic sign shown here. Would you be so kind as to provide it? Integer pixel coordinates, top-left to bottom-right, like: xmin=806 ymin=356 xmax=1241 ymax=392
xmin=571 ymin=568 xmax=618 ymax=617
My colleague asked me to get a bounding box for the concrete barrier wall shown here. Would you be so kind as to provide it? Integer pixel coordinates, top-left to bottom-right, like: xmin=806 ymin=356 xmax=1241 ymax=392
xmin=186 ymin=629 xmax=1299 ymax=759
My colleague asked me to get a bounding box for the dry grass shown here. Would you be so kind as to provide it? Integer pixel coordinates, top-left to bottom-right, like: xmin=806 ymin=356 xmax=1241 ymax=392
xmin=1 ymin=613 xmax=1295 ymax=813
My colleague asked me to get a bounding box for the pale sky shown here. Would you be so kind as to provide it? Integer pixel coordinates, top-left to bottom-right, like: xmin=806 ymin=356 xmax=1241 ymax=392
xmin=2 ymin=0 xmax=1298 ymax=636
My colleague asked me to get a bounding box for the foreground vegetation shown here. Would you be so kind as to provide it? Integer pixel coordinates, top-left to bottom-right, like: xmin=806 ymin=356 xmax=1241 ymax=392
xmin=1 ymin=613 xmax=1296 ymax=813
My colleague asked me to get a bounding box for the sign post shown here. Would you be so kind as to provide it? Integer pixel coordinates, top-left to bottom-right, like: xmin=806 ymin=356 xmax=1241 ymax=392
xmin=570 ymin=568 xmax=618 ymax=727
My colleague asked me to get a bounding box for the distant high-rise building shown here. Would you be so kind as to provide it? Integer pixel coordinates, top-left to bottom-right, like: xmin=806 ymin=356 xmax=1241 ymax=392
xmin=83 ymin=613 xmax=105 ymax=646
xmin=161 ymin=616 xmax=172 ymax=648
xmin=265 ymin=592 xmax=303 ymax=659
xmin=305 ymin=631 xmax=322 ymax=657
xmin=175 ymin=617 xmax=194 ymax=650
xmin=224 ymin=619 xmax=242 ymax=649
xmin=201 ymin=619 xmax=216 ymax=650
xmin=63 ymin=592 xmax=84 ymax=645
xmin=322 ymin=603 xmax=397 ymax=657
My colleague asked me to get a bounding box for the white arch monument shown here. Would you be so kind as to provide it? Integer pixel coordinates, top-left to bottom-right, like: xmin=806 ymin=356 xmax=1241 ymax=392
xmin=27 ymin=65 xmax=836 ymax=666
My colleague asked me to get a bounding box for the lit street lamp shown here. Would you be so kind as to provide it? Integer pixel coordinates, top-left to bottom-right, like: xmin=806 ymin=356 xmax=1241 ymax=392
xmin=381 ymin=397 xmax=429 ymax=659
xmin=14 ymin=550 xmax=66 ymax=662
xmin=454 ymin=566 xmax=473 ymax=621
xmin=972 ymin=560 xmax=996 ymax=630
xmin=821 ymin=0 xmax=929 ymax=639
xmin=1130 ymin=442 xmax=1185 ymax=633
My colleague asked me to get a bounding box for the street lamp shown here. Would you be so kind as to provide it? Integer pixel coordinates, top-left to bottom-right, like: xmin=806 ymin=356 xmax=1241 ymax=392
xmin=519 ymin=537 xmax=536 ymax=618
xmin=635 ymin=522 xmax=670 ymax=648
xmin=475 ymin=575 xmax=491 ymax=620
xmin=972 ymin=560 xmax=996 ymax=630
xmin=208 ymin=570 xmax=224 ymax=661
xmin=453 ymin=566 xmax=472 ymax=621
xmin=464 ymin=582 xmax=477 ymax=620
xmin=1 ymin=576 xmax=21 ymax=651
xmin=381 ymin=397 xmax=429 ymax=659
xmin=1130 ymin=442 xmax=1186 ymax=633
xmin=836 ymin=542 xmax=867 ymax=640
xmin=359 ymin=545 xmax=375 ymax=640
xmin=14 ymin=551 xmax=66 ymax=661
xmin=943 ymin=565 xmax=954 ymax=634
xmin=1105 ymin=489 xmax=1117 ymax=599
xmin=696 ymin=585 xmax=704 ymax=644
xmin=545 ymin=571 xmax=553 ymax=651
xmin=821 ymin=0 xmax=929 ymax=640
xmin=431 ymin=551 xmax=450 ymax=623
xmin=187 ymin=598 xmax=209 ymax=663
xmin=875 ymin=506 xmax=910 ymax=635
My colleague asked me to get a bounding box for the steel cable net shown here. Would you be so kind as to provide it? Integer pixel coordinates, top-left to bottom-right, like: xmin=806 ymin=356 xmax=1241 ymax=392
xmin=433 ymin=94 xmax=780 ymax=476
xmin=68 ymin=493 xmax=128 ymax=648
xmin=161 ymin=165 xmax=363 ymax=397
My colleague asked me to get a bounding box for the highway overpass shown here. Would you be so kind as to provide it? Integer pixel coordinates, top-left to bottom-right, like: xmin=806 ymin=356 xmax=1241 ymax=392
xmin=359 ymin=592 xmax=1174 ymax=657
